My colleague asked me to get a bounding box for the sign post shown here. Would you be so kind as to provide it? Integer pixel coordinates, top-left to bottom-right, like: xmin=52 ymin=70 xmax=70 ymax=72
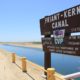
xmin=44 ymin=35 xmax=51 ymax=75
xmin=44 ymin=51 xmax=51 ymax=74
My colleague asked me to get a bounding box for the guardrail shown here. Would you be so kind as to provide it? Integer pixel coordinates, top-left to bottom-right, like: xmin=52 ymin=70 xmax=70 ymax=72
xmin=11 ymin=53 xmax=80 ymax=80
xmin=64 ymin=72 xmax=80 ymax=79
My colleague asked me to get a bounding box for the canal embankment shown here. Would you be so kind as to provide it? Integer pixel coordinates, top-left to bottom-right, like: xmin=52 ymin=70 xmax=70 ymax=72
xmin=0 ymin=49 xmax=66 ymax=80
xmin=1 ymin=42 xmax=42 ymax=49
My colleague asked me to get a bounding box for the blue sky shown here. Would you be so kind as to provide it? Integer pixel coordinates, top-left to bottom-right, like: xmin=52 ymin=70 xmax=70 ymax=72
xmin=0 ymin=0 xmax=80 ymax=42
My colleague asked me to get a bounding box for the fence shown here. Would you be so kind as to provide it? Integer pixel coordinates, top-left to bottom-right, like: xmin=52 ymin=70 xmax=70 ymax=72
xmin=11 ymin=53 xmax=80 ymax=80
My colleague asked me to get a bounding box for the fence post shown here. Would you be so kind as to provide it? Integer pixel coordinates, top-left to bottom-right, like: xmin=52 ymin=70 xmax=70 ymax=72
xmin=12 ymin=53 xmax=16 ymax=63
xmin=21 ymin=57 xmax=27 ymax=72
xmin=47 ymin=68 xmax=55 ymax=80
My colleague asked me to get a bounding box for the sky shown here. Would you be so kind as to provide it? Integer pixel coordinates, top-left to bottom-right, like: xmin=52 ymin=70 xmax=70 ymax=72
xmin=0 ymin=0 xmax=80 ymax=42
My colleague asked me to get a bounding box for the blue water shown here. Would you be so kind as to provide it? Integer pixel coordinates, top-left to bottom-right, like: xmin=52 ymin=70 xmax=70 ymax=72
xmin=0 ymin=44 xmax=80 ymax=79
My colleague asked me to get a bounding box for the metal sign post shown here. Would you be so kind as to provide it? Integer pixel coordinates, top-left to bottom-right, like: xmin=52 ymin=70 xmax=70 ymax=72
xmin=44 ymin=35 xmax=51 ymax=74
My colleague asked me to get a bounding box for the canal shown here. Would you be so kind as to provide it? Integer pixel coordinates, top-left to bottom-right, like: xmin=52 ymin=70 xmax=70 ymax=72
xmin=0 ymin=44 xmax=80 ymax=79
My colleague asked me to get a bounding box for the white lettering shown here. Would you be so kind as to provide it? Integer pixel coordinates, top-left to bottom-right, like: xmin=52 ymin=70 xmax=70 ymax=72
xmin=45 ymin=5 xmax=80 ymax=23
xmin=68 ymin=9 xmax=71 ymax=17
xmin=57 ymin=13 xmax=60 ymax=20
xmin=52 ymin=22 xmax=55 ymax=29
xmin=64 ymin=11 xmax=67 ymax=18
xmin=72 ymin=8 xmax=76 ymax=16
xmin=52 ymin=19 xmax=68 ymax=29
xmin=54 ymin=15 xmax=57 ymax=21
xmin=77 ymin=6 xmax=80 ymax=15
xmin=45 ymin=17 xmax=49 ymax=23
xmin=64 ymin=19 xmax=69 ymax=26
xmin=58 ymin=21 xmax=61 ymax=27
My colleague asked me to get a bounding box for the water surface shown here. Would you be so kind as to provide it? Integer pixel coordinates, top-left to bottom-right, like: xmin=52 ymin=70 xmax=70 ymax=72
xmin=0 ymin=44 xmax=80 ymax=79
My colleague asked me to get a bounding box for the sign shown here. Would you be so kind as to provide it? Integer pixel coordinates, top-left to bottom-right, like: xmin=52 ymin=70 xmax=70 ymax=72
xmin=40 ymin=5 xmax=80 ymax=56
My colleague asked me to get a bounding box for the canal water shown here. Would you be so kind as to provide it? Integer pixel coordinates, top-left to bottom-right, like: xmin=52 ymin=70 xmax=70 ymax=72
xmin=0 ymin=44 xmax=80 ymax=79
